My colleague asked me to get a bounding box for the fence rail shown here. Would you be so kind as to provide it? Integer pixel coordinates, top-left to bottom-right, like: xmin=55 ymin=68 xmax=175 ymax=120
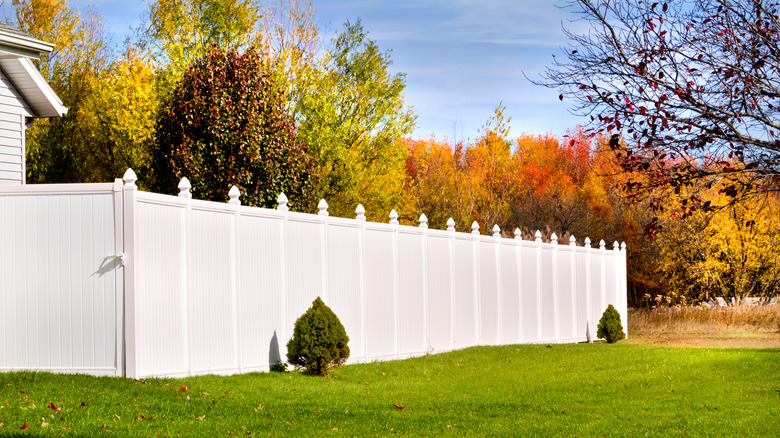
xmin=0 ymin=170 xmax=627 ymax=379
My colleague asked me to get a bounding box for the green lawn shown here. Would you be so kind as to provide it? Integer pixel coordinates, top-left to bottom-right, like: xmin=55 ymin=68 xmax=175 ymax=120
xmin=0 ymin=344 xmax=778 ymax=437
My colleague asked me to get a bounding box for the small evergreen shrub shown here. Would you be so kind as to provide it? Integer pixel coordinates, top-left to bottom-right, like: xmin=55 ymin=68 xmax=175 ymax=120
xmin=597 ymin=304 xmax=626 ymax=343
xmin=286 ymin=297 xmax=350 ymax=375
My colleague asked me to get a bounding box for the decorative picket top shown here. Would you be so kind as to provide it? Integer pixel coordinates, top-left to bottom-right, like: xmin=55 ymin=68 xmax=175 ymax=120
xmin=228 ymin=186 xmax=241 ymax=205
xmin=318 ymin=199 xmax=329 ymax=216
xmin=569 ymin=235 xmax=576 ymax=246
xmin=123 ymin=168 xmax=138 ymax=189
xmin=551 ymin=232 xmax=558 ymax=244
xmin=178 ymin=177 xmax=192 ymax=199
xmin=419 ymin=213 xmax=428 ymax=229
xmin=585 ymin=237 xmax=592 ymax=248
xmin=355 ymin=204 xmax=366 ymax=221
xmin=471 ymin=221 xmax=480 ymax=235
xmin=447 ymin=217 xmax=455 ymax=232
xmin=492 ymin=224 xmax=501 ymax=237
xmin=535 ymin=230 xmax=542 ymax=242
xmin=277 ymin=193 xmax=289 ymax=211
xmin=389 ymin=209 xmax=399 ymax=225
xmin=514 ymin=228 xmax=522 ymax=240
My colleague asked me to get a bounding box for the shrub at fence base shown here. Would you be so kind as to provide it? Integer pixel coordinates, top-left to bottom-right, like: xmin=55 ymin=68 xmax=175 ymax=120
xmin=286 ymin=297 xmax=350 ymax=375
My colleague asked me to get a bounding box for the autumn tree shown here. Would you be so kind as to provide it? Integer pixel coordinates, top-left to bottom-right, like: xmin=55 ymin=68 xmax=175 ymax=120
xmin=138 ymin=0 xmax=259 ymax=93
xmin=152 ymin=46 xmax=314 ymax=209
xmin=12 ymin=0 xmax=113 ymax=182
xmin=537 ymin=0 xmax=780 ymax=213
xmin=295 ymin=20 xmax=416 ymax=219
xmin=655 ymin=181 xmax=780 ymax=302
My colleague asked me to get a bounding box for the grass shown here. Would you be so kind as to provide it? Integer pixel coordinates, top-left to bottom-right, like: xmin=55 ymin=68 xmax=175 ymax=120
xmin=0 ymin=343 xmax=778 ymax=437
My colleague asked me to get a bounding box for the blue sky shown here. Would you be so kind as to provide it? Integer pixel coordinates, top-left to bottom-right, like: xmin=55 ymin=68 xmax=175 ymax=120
xmin=17 ymin=0 xmax=586 ymax=141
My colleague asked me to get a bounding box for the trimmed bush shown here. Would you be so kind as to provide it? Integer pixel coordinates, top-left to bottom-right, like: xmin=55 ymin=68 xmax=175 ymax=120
xmin=287 ymin=297 xmax=350 ymax=375
xmin=597 ymin=304 xmax=626 ymax=343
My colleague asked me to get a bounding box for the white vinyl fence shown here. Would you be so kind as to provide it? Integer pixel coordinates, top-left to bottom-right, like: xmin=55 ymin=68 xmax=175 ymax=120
xmin=0 ymin=169 xmax=627 ymax=379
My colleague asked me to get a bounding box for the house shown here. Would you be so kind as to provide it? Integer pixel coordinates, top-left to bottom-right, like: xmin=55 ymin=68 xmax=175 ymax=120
xmin=0 ymin=23 xmax=67 ymax=184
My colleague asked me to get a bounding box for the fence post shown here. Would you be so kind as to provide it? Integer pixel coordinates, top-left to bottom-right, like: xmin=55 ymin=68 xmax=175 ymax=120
xmin=448 ymin=215 xmax=456 ymax=351
xmin=534 ymin=230 xmax=543 ymax=343
xmin=584 ymin=237 xmax=593 ymax=342
xmin=514 ymin=228 xmax=523 ymax=343
xmin=177 ymin=177 xmax=193 ymax=376
xmin=551 ymin=233 xmax=560 ymax=343
xmin=277 ymin=193 xmax=289 ymax=359
xmin=621 ymin=242 xmax=628 ymax=338
xmin=600 ymin=239 xmax=607 ymax=330
xmin=389 ymin=210 xmax=401 ymax=358
xmin=492 ymin=225 xmax=502 ymax=345
xmin=471 ymin=221 xmax=481 ymax=344
xmin=355 ymin=204 xmax=367 ymax=360
xmin=319 ymin=199 xmax=330 ymax=304
xmin=122 ymin=168 xmax=138 ymax=379
xmin=569 ymin=235 xmax=578 ymax=341
xmin=112 ymin=178 xmax=125 ymax=377
xmin=228 ymin=186 xmax=242 ymax=373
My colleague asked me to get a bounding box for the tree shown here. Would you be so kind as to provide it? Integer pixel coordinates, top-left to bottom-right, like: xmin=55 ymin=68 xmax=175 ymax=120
xmin=655 ymin=180 xmax=780 ymax=302
xmin=295 ymin=20 xmax=416 ymax=219
xmin=152 ymin=46 xmax=314 ymax=208
xmin=536 ymin=0 xmax=780 ymax=214
xmin=11 ymin=0 xmax=136 ymax=183
xmin=138 ymin=0 xmax=259 ymax=92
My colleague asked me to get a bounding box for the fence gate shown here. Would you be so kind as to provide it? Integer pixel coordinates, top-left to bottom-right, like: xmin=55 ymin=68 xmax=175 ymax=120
xmin=0 ymin=182 xmax=125 ymax=376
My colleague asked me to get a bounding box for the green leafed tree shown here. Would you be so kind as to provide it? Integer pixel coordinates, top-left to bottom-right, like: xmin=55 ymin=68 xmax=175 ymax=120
xmin=152 ymin=45 xmax=315 ymax=209
xmin=295 ymin=20 xmax=417 ymax=219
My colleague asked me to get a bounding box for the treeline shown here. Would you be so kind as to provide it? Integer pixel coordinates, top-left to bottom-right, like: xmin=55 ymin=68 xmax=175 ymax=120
xmin=11 ymin=0 xmax=779 ymax=305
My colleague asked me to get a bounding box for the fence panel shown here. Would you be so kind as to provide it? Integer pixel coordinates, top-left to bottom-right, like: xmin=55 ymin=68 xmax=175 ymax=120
xmin=364 ymin=226 xmax=396 ymax=359
xmin=133 ymin=194 xmax=188 ymax=377
xmin=519 ymin=243 xmax=541 ymax=343
xmin=478 ymin=239 xmax=499 ymax=345
xmin=452 ymin=237 xmax=477 ymax=349
xmin=397 ymin=230 xmax=426 ymax=356
xmin=237 ymin=210 xmax=285 ymax=371
xmin=426 ymin=233 xmax=452 ymax=352
xmin=499 ymin=242 xmax=521 ymax=345
xmin=326 ymin=221 xmax=364 ymax=359
xmin=0 ymin=184 xmax=121 ymax=376
xmin=557 ymin=247 xmax=575 ymax=342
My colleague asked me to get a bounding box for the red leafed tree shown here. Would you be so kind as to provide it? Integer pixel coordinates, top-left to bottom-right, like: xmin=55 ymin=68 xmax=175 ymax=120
xmin=536 ymin=0 xmax=780 ymax=216
xmin=153 ymin=46 xmax=315 ymax=209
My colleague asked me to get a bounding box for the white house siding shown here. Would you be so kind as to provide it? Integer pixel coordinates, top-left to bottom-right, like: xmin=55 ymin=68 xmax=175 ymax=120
xmin=0 ymin=66 xmax=32 ymax=184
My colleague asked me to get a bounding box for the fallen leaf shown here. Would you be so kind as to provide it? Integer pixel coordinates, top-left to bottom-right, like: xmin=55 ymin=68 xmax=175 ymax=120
xmin=393 ymin=404 xmax=405 ymax=410
xmin=186 ymin=395 xmax=190 ymax=400
xmin=331 ymin=427 xmax=338 ymax=431
xmin=41 ymin=418 xmax=49 ymax=428
xmin=546 ymin=344 xmax=553 ymax=348
xmin=197 ymin=415 xmax=206 ymax=421
xmin=20 ymin=422 xmax=29 ymax=430
xmin=114 ymin=414 xmax=121 ymax=421
xmin=49 ymin=402 xmax=60 ymax=412
xmin=179 ymin=384 xmax=188 ymax=393
xmin=99 ymin=424 xmax=105 ymax=429
xmin=137 ymin=414 xmax=146 ymax=421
